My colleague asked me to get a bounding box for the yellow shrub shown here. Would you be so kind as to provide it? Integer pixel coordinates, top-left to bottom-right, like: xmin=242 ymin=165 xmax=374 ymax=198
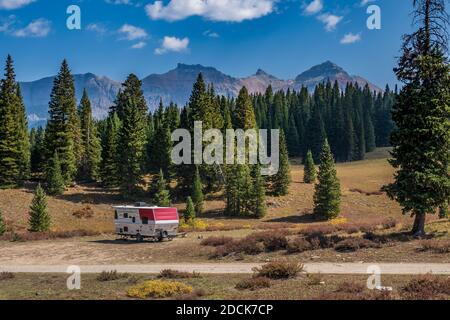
xmin=330 ymin=217 xmax=348 ymax=225
xmin=127 ymin=280 xmax=193 ymax=299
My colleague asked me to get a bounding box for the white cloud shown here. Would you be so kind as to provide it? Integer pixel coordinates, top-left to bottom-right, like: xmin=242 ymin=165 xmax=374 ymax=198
xmin=13 ymin=18 xmax=50 ymax=37
xmin=118 ymin=24 xmax=148 ymax=40
xmin=203 ymin=30 xmax=219 ymax=38
xmin=131 ymin=41 xmax=146 ymax=49
xmin=86 ymin=23 xmax=107 ymax=35
xmin=318 ymin=13 xmax=342 ymax=31
xmin=340 ymin=32 xmax=361 ymax=44
xmin=146 ymin=0 xmax=275 ymax=22
xmin=0 ymin=14 xmax=15 ymax=32
xmin=304 ymin=0 xmax=322 ymax=15
xmin=155 ymin=36 xmax=189 ymax=55
xmin=0 ymin=0 xmax=35 ymax=10
xmin=360 ymin=0 xmax=376 ymax=6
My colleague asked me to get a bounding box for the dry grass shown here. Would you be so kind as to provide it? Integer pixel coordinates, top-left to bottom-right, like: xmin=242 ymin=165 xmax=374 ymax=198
xmin=235 ymin=277 xmax=271 ymax=291
xmin=419 ymin=240 xmax=450 ymax=254
xmin=158 ymin=269 xmax=201 ymax=279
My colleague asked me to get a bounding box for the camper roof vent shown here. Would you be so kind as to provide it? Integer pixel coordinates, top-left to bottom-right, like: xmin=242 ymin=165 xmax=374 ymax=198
xmin=134 ymin=202 xmax=148 ymax=207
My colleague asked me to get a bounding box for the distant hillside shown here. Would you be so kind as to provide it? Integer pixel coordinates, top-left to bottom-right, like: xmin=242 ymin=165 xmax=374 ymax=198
xmin=19 ymin=61 xmax=382 ymax=127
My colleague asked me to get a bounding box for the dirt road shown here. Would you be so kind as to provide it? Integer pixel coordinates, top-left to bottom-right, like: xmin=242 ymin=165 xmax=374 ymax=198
xmin=1 ymin=263 xmax=450 ymax=274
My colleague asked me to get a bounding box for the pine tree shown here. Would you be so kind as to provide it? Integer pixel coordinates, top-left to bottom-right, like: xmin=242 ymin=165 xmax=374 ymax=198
xmin=270 ymin=130 xmax=291 ymax=196
xmin=0 ymin=55 xmax=28 ymax=187
xmin=286 ymin=115 xmax=300 ymax=157
xmin=303 ymin=150 xmax=316 ymax=184
xmin=100 ymin=112 xmax=121 ymax=188
xmin=116 ymin=75 xmax=148 ymax=195
xmin=153 ymin=169 xmax=171 ymax=207
xmin=305 ymin=105 xmax=327 ymax=162
xmin=0 ymin=210 xmax=6 ymax=236
xmin=184 ymin=197 xmax=196 ymax=223
xmin=313 ymin=139 xmax=341 ymax=220
xmin=192 ymin=166 xmax=204 ymax=215
xmin=29 ymin=183 xmax=51 ymax=232
xmin=16 ymin=85 xmax=30 ymax=182
xmin=250 ymin=165 xmax=266 ymax=218
xmin=234 ymin=86 xmax=257 ymax=130
xmin=225 ymin=164 xmax=252 ymax=216
xmin=46 ymin=152 xmax=65 ymax=196
xmin=78 ymin=90 xmax=101 ymax=181
xmin=44 ymin=60 xmax=80 ymax=184
xmin=383 ymin=0 xmax=450 ymax=237
xmin=30 ymin=127 xmax=46 ymax=174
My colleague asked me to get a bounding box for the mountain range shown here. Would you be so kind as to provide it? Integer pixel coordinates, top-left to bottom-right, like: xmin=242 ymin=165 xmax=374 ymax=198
xmin=19 ymin=61 xmax=382 ymax=127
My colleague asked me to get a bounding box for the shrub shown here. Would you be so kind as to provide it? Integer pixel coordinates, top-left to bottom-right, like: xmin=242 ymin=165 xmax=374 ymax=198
xmin=400 ymin=275 xmax=450 ymax=300
xmin=97 ymin=270 xmax=129 ymax=282
xmin=334 ymin=238 xmax=380 ymax=252
xmin=158 ymin=269 xmax=200 ymax=279
xmin=299 ymin=225 xmax=337 ymax=237
xmin=235 ymin=238 xmax=265 ymax=255
xmin=336 ymin=224 xmax=361 ymax=235
xmin=1 ymin=230 xmax=100 ymax=242
xmin=335 ymin=281 xmax=365 ymax=294
xmin=201 ymin=236 xmax=234 ymax=247
xmin=306 ymin=234 xmax=342 ymax=249
xmin=235 ymin=277 xmax=271 ymax=291
xmin=72 ymin=206 xmax=94 ymax=219
xmin=306 ymin=273 xmax=324 ymax=286
xmin=253 ymin=261 xmax=303 ymax=279
xmin=260 ymin=233 xmax=288 ymax=251
xmin=0 ymin=272 xmax=14 ymax=281
xmin=381 ymin=217 xmax=397 ymax=230
xmin=419 ymin=240 xmax=450 ymax=254
xmin=127 ymin=280 xmax=193 ymax=299
xmin=286 ymin=238 xmax=313 ymax=254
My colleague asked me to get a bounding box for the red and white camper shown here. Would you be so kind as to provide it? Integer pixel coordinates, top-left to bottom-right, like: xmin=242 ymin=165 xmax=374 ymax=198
xmin=114 ymin=203 xmax=179 ymax=242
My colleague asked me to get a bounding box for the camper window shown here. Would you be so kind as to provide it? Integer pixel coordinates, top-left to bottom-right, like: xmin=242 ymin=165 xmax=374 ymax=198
xmin=114 ymin=210 xmax=118 ymax=219
xmin=124 ymin=213 xmax=129 ymax=219
xmin=132 ymin=217 xmax=136 ymax=223
xmin=142 ymin=217 xmax=148 ymax=225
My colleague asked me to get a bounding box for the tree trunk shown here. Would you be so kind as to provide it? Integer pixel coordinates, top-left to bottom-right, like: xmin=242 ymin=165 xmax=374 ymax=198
xmin=411 ymin=212 xmax=426 ymax=238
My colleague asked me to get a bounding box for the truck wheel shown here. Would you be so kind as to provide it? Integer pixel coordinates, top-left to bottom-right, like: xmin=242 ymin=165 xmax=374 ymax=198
xmin=136 ymin=234 xmax=143 ymax=243
xmin=158 ymin=231 xmax=168 ymax=242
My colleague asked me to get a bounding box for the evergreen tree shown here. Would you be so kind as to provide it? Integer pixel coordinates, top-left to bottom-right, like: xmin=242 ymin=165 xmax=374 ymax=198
xmin=270 ymin=130 xmax=291 ymax=196
xmin=225 ymin=164 xmax=252 ymax=216
xmin=383 ymin=0 xmax=450 ymax=236
xmin=29 ymin=183 xmax=51 ymax=232
xmin=234 ymin=86 xmax=257 ymax=130
xmin=184 ymin=196 xmax=196 ymax=223
xmin=313 ymin=139 xmax=341 ymax=220
xmin=303 ymin=150 xmax=317 ymax=184
xmin=44 ymin=60 xmax=80 ymax=184
xmin=286 ymin=115 xmax=300 ymax=157
xmin=192 ymin=166 xmax=204 ymax=215
xmin=0 ymin=210 xmax=6 ymax=236
xmin=116 ymin=75 xmax=147 ymax=195
xmin=153 ymin=169 xmax=171 ymax=207
xmin=0 ymin=55 xmax=29 ymax=187
xmin=30 ymin=127 xmax=46 ymax=174
xmin=250 ymin=165 xmax=266 ymax=218
xmin=100 ymin=112 xmax=121 ymax=188
xmin=46 ymin=152 xmax=65 ymax=196
xmin=78 ymin=90 xmax=101 ymax=181
xmin=305 ymin=105 xmax=326 ymax=162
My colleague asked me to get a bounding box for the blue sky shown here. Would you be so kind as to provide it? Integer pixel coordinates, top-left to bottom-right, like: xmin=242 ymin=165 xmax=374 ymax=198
xmin=0 ymin=0 xmax=415 ymax=87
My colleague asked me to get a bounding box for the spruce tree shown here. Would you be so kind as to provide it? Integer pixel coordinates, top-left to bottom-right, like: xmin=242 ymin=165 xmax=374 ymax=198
xmin=270 ymin=130 xmax=291 ymax=196
xmin=78 ymin=90 xmax=101 ymax=181
xmin=29 ymin=183 xmax=51 ymax=232
xmin=153 ymin=169 xmax=171 ymax=207
xmin=30 ymin=127 xmax=46 ymax=174
xmin=0 ymin=55 xmax=27 ymax=187
xmin=305 ymin=105 xmax=327 ymax=162
xmin=0 ymin=210 xmax=6 ymax=236
xmin=383 ymin=0 xmax=450 ymax=236
xmin=250 ymin=165 xmax=266 ymax=218
xmin=184 ymin=197 xmax=196 ymax=223
xmin=287 ymin=115 xmax=300 ymax=157
xmin=192 ymin=166 xmax=204 ymax=215
xmin=100 ymin=112 xmax=121 ymax=188
xmin=303 ymin=150 xmax=317 ymax=184
xmin=313 ymin=139 xmax=341 ymax=220
xmin=116 ymin=75 xmax=147 ymax=195
xmin=44 ymin=60 xmax=80 ymax=184
xmin=46 ymin=152 xmax=65 ymax=196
